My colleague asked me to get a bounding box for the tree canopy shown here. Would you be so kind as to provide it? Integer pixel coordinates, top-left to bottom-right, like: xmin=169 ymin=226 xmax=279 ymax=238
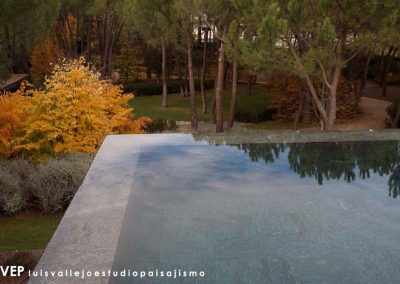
xmin=0 ymin=0 xmax=399 ymax=131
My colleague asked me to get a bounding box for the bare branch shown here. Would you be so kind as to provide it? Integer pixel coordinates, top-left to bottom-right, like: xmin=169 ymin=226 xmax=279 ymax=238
xmin=344 ymin=48 xmax=363 ymax=64
xmin=317 ymin=62 xmax=333 ymax=90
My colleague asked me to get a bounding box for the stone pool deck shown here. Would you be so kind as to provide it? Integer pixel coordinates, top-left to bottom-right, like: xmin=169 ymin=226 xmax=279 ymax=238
xmin=29 ymin=130 xmax=400 ymax=284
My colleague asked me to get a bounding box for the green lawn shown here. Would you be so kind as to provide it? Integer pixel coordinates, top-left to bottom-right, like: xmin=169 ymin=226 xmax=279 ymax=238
xmin=130 ymin=84 xmax=276 ymax=122
xmin=0 ymin=216 xmax=61 ymax=252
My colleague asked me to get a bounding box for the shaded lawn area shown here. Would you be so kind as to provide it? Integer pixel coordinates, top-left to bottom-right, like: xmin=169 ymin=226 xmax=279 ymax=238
xmin=0 ymin=215 xmax=61 ymax=252
xmin=130 ymin=84 xmax=276 ymax=122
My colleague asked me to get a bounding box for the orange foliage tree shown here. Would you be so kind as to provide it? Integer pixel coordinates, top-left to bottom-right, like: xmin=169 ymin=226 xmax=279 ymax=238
xmin=0 ymin=93 xmax=30 ymax=158
xmin=30 ymin=34 xmax=64 ymax=84
xmin=0 ymin=57 xmax=150 ymax=158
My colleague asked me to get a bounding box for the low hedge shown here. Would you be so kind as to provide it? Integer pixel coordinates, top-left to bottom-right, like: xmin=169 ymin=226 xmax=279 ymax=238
xmin=123 ymin=79 xmax=215 ymax=96
xmin=235 ymin=97 xmax=277 ymax=123
xmin=235 ymin=107 xmax=276 ymax=123
xmin=0 ymin=154 xmax=93 ymax=215
xmin=144 ymin=118 xmax=177 ymax=133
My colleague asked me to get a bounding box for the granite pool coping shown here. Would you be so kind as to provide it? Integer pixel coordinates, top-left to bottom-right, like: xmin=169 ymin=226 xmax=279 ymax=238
xmin=193 ymin=129 xmax=400 ymax=144
xmin=29 ymin=130 xmax=400 ymax=284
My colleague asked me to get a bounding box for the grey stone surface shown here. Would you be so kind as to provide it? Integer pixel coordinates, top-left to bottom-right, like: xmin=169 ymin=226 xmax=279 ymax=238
xmin=28 ymin=131 xmax=400 ymax=283
xmin=194 ymin=129 xmax=400 ymax=144
xmin=29 ymin=134 xmax=199 ymax=284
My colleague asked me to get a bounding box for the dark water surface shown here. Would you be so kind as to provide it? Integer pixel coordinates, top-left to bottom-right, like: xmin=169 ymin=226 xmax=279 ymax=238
xmin=111 ymin=141 xmax=400 ymax=283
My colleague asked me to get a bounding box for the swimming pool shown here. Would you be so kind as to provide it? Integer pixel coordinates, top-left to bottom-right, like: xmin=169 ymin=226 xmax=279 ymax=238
xmin=30 ymin=132 xmax=400 ymax=284
xmin=111 ymin=141 xmax=400 ymax=283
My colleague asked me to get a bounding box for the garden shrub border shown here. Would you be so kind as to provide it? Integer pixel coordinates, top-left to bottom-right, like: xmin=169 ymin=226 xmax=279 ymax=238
xmin=0 ymin=153 xmax=93 ymax=215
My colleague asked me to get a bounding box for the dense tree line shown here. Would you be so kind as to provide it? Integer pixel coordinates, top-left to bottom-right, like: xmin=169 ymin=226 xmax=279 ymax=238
xmin=0 ymin=0 xmax=399 ymax=132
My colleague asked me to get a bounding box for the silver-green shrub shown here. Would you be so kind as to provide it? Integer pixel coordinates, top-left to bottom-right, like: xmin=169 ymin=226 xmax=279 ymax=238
xmin=0 ymin=159 xmax=34 ymax=215
xmin=32 ymin=153 xmax=94 ymax=214
xmin=0 ymin=153 xmax=93 ymax=215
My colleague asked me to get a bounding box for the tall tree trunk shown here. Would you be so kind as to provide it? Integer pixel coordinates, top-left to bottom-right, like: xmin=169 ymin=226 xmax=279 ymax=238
xmin=101 ymin=3 xmax=110 ymax=77
xmin=247 ymin=74 xmax=256 ymax=96
xmin=145 ymin=44 xmax=152 ymax=79
xmin=328 ymin=66 xmax=341 ymax=128
xmin=187 ymin=39 xmax=198 ymax=131
xmin=75 ymin=8 xmax=80 ymax=54
xmin=177 ymin=54 xmax=184 ymax=96
xmin=293 ymin=92 xmax=305 ymax=130
xmin=326 ymin=29 xmax=346 ymax=129
xmin=353 ymin=52 xmax=372 ymax=115
xmin=146 ymin=69 xmax=152 ymax=79
xmin=161 ymin=37 xmax=168 ymax=108
xmin=223 ymin=59 xmax=230 ymax=90
xmin=209 ymin=56 xmax=218 ymax=124
xmin=197 ymin=16 xmax=202 ymax=46
xmin=305 ymin=76 xmax=330 ymax=130
xmin=288 ymin=41 xmax=330 ymax=130
xmin=184 ymin=53 xmax=188 ymax=97
xmin=286 ymin=31 xmax=308 ymax=128
xmin=302 ymin=90 xmax=311 ymax=124
xmin=382 ymin=48 xmax=398 ymax=97
xmin=210 ymin=92 xmax=216 ymax=123
xmin=228 ymin=59 xmax=238 ymax=130
xmin=109 ymin=22 xmax=122 ymax=75
xmin=66 ymin=15 xmax=76 ymax=56
xmin=200 ymin=28 xmax=208 ymax=114
xmin=378 ymin=48 xmax=385 ymax=83
xmin=197 ymin=19 xmax=202 ymax=45
xmin=97 ymin=8 xmax=121 ymax=78
xmin=380 ymin=47 xmax=394 ymax=86
xmin=215 ymin=29 xmax=227 ymax=133
xmin=86 ymin=17 xmax=93 ymax=61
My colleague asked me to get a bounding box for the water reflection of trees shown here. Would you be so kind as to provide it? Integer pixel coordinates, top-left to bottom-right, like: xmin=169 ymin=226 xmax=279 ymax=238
xmin=234 ymin=141 xmax=400 ymax=198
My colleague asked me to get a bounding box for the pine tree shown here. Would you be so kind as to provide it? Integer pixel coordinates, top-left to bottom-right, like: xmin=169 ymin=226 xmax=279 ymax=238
xmin=115 ymin=28 xmax=140 ymax=83
xmin=205 ymin=0 xmax=239 ymax=132
xmin=0 ymin=0 xmax=61 ymax=73
xmin=173 ymin=0 xmax=202 ymax=131
xmin=122 ymin=0 xmax=174 ymax=108
xmin=234 ymin=0 xmax=383 ymax=130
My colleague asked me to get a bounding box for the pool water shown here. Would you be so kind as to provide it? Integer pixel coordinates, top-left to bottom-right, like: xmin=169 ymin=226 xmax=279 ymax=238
xmin=111 ymin=141 xmax=400 ymax=283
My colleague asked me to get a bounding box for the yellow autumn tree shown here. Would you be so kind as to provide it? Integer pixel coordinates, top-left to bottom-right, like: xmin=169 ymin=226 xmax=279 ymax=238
xmin=15 ymin=57 xmax=148 ymax=155
xmin=0 ymin=93 xmax=30 ymax=158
